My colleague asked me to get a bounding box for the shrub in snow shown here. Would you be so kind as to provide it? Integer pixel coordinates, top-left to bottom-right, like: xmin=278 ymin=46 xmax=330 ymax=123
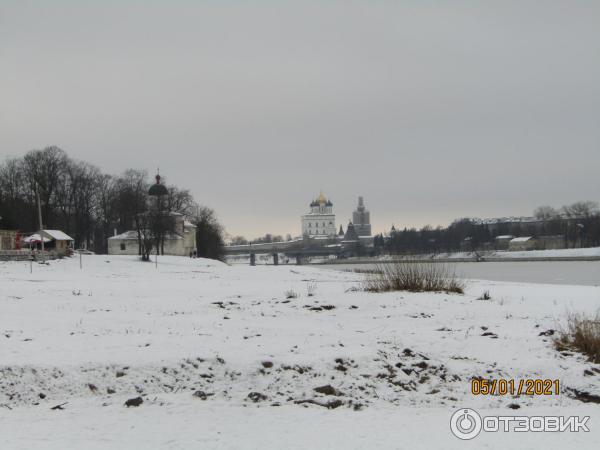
xmin=362 ymin=262 xmax=464 ymax=294
xmin=477 ymin=290 xmax=491 ymax=300
xmin=285 ymin=289 xmax=298 ymax=299
xmin=555 ymin=311 xmax=600 ymax=363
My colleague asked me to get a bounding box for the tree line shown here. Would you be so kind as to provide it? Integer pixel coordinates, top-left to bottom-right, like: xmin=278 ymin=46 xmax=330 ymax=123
xmin=0 ymin=146 xmax=224 ymax=260
xmin=229 ymin=233 xmax=294 ymax=245
xmin=375 ymin=201 xmax=600 ymax=255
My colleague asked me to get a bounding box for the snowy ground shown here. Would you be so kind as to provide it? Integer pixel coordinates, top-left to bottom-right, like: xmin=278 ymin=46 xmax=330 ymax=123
xmin=491 ymin=246 xmax=600 ymax=259
xmin=1 ymin=255 xmax=599 ymax=449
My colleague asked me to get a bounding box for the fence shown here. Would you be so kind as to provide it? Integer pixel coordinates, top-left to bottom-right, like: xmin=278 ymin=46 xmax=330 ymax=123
xmin=0 ymin=250 xmax=57 ymax=261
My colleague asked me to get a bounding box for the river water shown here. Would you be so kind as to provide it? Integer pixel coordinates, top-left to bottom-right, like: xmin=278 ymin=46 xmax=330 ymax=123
xmin=322 ymin=261 xmax=600 ymax=286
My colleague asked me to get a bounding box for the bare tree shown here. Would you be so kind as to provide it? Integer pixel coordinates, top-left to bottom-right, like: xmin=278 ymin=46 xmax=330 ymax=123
xmin=165 ymin=185 xmax=195 ymax=215
xmin=1 ymin=148 xmax=222 ymax=258
xmin=22 ymin=146 xmax=68 ymax=228
xmin=115 ymin=170 xmax=149 ymax=257
xmin=96 ymin=174 xmax=118 ymax=253
xmin=190 ymin=205 xmax=225 ymax=260
xmin=562 ymin=201 xmax=600 ymax=219
xmin=533 ymin=205 xmax=559 ymax=220
xmin=0 ymin=158 xmax=28 ymax=229
xmin=230 ymin=235 xmax=248 ymax=245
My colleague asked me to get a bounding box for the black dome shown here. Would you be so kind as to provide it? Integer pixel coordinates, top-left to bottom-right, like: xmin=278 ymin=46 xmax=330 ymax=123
xmin=149 ymin=173 xmax=168 ymax=196
xmin=149 ymin=183 xmax=168 ymax=196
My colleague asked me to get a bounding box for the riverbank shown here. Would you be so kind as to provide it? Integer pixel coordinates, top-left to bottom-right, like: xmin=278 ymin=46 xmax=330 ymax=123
xmin=314 ymin=246 xmax=600 ymax=264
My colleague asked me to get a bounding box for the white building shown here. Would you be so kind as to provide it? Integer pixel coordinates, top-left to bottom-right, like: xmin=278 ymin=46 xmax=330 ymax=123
xmin=301 ymin=192 xmax=336 ymax=237
xmin=108 ymin=213 xmax=197 ymax=257
xmin=39 ymin=230 xmax=74 ymax=257
xmin=508 ymin=236 xmax=537 ymax=252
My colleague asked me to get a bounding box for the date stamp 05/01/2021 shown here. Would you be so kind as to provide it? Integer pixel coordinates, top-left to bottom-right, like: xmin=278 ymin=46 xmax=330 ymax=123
xmin=471 ymin=378 xmax=560 ymax=396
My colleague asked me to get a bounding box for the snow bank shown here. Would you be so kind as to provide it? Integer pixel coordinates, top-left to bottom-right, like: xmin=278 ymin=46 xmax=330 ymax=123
xmin=491 ymin=247 xmax=600 ymax=259
xmin=1 ymin=255 xmax=599 ymax=449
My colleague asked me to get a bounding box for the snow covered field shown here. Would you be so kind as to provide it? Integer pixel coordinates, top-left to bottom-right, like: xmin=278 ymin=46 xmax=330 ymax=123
xmin=1 ymin=255 xmax=599 ymax=449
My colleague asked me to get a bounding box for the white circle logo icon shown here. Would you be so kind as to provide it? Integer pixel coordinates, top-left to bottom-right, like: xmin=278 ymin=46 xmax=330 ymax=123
xmin=450 ymin=408 xmax=482 ymax=440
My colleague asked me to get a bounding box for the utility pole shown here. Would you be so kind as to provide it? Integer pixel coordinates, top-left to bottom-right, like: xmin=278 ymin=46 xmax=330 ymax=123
xmin=35 ymin=184 xmax=45 ymax=264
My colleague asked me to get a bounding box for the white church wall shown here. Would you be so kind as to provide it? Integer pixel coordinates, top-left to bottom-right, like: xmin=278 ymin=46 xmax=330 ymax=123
xmin=301 ymin=193 xmax=337 ymax=236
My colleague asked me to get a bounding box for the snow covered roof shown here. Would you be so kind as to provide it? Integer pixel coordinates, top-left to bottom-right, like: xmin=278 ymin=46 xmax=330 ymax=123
xmin=473 ymin=216 xmax=538 ymax=225
xmin=510 ymin=236 xmax=534 ymax=242
xmin=109 ymin=231 xmax=139 ymax=240
xmin=183 ymin=220 xmax=196 ymax=229
xmin=495 ymin=235 xmax=514 ymax=240
xmin=23 ymin=234 xmax=50 ymax=244
xmin=109 ymin=230 xmax=183 ymax=241
xmin=42 ymin=230 xmax=74 ymax=241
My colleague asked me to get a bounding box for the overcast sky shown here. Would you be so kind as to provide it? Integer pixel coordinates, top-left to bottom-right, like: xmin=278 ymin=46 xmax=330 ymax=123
xmin=1 ymin=1 xmax=599 ymax=238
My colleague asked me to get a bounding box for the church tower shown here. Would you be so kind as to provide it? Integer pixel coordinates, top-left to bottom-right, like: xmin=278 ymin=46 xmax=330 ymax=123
xmin=352 ymin=196 xmax=372 ymax=236
xmin=301 ymin=192 xmax=336 ymax=236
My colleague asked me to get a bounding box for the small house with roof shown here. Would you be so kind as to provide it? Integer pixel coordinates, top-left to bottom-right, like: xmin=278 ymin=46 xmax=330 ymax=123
xmin=508 ymin=236 xmax=537 ymax=251
xmin=37 ymin=230 xmax=74 ymax=257
xmin=494 ymin=235 xmax=514 ymax=250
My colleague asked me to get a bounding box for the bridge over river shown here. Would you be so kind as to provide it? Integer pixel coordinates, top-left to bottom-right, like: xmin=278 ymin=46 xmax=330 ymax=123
xmin=224 ymin=238 xmax=349 ymax=265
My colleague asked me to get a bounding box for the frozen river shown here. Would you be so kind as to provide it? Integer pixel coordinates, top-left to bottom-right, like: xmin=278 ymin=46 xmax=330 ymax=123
xmin=323 ymin=261 xmax=600 ymax=286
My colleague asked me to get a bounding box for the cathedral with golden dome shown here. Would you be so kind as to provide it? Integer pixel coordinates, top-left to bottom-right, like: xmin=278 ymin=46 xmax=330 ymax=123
xmin=301 ymin=192 xmax=337 ymax=236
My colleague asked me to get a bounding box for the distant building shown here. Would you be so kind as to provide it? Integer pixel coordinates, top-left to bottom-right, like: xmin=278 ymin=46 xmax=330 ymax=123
xmin=460 ymin=237 xmax=473 ymax=252
xmin=509 ymin=236 xmax=537 ymax=251
xmin=37 ymin=230 xmax=74 ymax=257
xmin=0 ymin=230 xmax=18 ymax=251
xmin=301 ymin=192 xmax=336 ymax=237
xmin=108 ymin=213 xmax=196 ymax=256
xmin=0 ymin=230 xmax=27 ymax=261
xmin=343 ymin=221 xmax=359 ymax=242
xmin=352 ymin=196 xmax=372 ymax=236
xmin=494 ymin=235 xmax=514 ymax=250
xmin=537 ymin=235 xmax=565 ymax=250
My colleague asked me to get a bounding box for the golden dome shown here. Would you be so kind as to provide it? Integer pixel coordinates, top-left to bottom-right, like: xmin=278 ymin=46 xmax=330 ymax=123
xmin=316 ymin=192 xmax=327 ymax=204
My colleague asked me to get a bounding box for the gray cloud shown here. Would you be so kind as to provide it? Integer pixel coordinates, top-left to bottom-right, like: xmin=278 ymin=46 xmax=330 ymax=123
xmin=1 ymin=1 xmax=599 ymax=237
